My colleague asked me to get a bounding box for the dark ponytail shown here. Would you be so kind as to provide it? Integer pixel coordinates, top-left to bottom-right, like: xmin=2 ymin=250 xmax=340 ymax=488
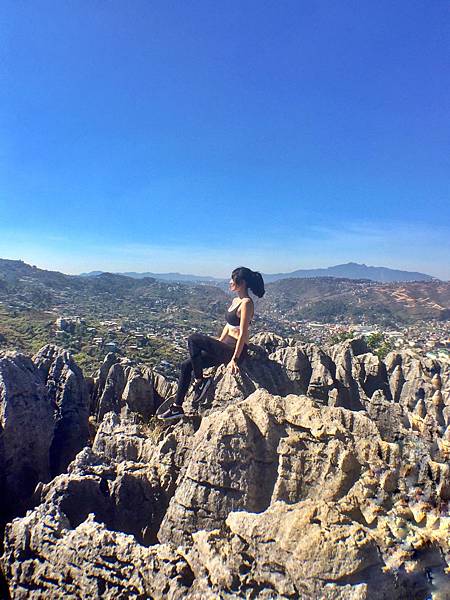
xmin=231 ymin=266 xmax=265 ymax=298
xmin=249 ymin=270 xmax=265 ymax=298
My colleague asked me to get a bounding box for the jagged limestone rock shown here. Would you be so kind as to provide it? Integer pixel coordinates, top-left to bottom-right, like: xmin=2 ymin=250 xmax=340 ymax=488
xmin=354 ymin=353 xmax=392 ymax=401
xmin=30 ymin=444 xmax=166 ymax=546
xmin=159 ymin=389 xmax=387 ymax=545
xmin=250 ymin=331 xmax=292 ymax=353
xmin=33 ymin=344 xmax=90 ymax=475
xmin=3 ymin=388 xmax=441 ymax=599
xmin=121 ymin=366 xmax=155 ymax=419
xmin=0 ymin=351 xmax=53 ymax=523
xmin=96 ymin=361 xmax=127 ymax=420
xmin=187 ymin=500 xmax=424 ymax=599
xmin=93 ymin=411 xmax=198 ymax=504
xmin=93 ymin=356 xmax=175 ymax=421
xmin=1 ymin=336 xmax=450 ymax=599
xmin=389 ymin=364 xmax=406 ymax=402
xmin=2 ymin=510 xmax=194 ymax=600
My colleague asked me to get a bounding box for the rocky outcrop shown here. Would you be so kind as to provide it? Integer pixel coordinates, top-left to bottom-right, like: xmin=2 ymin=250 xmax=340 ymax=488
xmin=2 ymin=510 xmax=194 ymax=600
xmin=31 ymin=445 xmax=165 ymax=546
xmin=33 ymin=345 xmax=90 ymax=475
xmin=1 ymin=335 xmax=449 ymax=599
xmin=92 ymin=354 xmax=175 ymax=421
xmin=0 ymin=345 xmax=92 ymax=527
xmin=158 ymin=389 xmax=396 ymax=545
xmin=4 ymin=498 xmax=437 ymax=600
xmin=15 ymin=410 xmax=201 ymax=551
xmin=186 ymin=500 xmax=430 ymax=599
xmin=0 ymin=352 xmax=53 ymax=523
xmin=4 ymin=387 xmax=450 ymax=598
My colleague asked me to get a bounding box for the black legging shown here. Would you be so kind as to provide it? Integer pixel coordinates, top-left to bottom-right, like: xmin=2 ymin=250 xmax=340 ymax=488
xmin=174 ymin=333 xmax=248 ymax=405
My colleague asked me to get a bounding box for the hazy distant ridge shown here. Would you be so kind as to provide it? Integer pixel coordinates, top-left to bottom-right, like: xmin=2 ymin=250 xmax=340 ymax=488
xmin=80 ymin=270 xmax=222 ymax=282
xmin=1 ymin=258 xmax=448 ymax=325
xmin=262 ymin=262 xmax=436 ymax=283
xmin=80 ymin=262 xmax=436 ymax=284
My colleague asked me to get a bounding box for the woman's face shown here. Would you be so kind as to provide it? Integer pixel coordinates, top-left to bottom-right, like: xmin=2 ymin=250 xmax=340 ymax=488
xmin=229 ymin=276 xmax=240 ymax=292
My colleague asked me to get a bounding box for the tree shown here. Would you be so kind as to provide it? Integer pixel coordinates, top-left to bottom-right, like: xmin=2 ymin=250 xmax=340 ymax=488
xmin=329 ymin=330 xmax=355 ymax=345
xmin=366 ymin=332 xmax=393 ymax=359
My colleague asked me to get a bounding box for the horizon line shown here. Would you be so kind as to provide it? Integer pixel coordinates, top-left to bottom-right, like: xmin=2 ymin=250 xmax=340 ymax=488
xmin=1 ymin=256 xmax=446 ymax=282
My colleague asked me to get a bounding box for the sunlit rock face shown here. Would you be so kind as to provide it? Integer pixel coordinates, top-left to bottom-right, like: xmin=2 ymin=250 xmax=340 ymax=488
xmin=1 ymin=335 xmax=449 ymax=599
xmin=92 ymin=353 xmax=175 ymax=421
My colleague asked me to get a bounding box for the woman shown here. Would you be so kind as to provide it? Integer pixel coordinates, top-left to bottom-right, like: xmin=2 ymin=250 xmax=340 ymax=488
xmin=159 ymin=266 xmax=265 ymax=420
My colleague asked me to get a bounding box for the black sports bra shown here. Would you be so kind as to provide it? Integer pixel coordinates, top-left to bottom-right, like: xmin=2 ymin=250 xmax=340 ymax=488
xmin=225 ymin=299 xmax=253 ymax=328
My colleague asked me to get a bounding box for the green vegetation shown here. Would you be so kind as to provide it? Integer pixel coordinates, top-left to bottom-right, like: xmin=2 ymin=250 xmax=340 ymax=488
xmin=365 ymin=332 xmax=394 ymax=359
xmin=327 ymin=330 xmax=394 ymax=358
xmin=329 ymin=330 xmax=355 ymax=345
xmin=0 ymin=308 xmax=189 ymax=376
xmin=0 ymin=259 xmax=229 ymax=377
xmin=0 ymin=310 xmax=53 ymax=354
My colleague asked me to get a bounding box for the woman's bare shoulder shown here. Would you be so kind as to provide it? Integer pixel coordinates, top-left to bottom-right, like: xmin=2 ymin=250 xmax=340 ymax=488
xmin=242 ymin=297 xmax=254 ymax=315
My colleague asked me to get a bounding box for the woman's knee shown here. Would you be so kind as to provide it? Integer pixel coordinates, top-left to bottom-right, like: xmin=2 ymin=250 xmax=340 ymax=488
xmin=188 ymin=332 xmax=204 ymax=344
xmin=180 ymin=357 xmax=192 ymax=372
xmin=188 ymin=332 xmax=209 ymax=354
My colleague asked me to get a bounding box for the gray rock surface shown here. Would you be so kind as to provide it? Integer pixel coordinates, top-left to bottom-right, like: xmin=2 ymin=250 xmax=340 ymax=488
xmin=93 ymin=354 xmax=175 ymax=421
xmin=1 ymin=335 xmax=450 ymax=599
xmin=159 ymin=389 xmax=383 ymax=545
xmin=31 ymin=444 xmax=165 ymax=546
xmin=33 ymin=344 xmax=90 ymax=474
xmin=187 ymin=500 xmax=426 ymax=599
xmin=0 ymin=352 xmax=53 ymax=523
xmin=2 ymin=510 xmax=194 ymax=600
xmin=0 ymin=345 xmax=93 ymax=528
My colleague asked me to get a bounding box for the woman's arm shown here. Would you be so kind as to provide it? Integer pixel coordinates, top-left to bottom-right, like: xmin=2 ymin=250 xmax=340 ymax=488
xmin=231 ymin=299 xmax=253 ymax=361
xmin=218 ymin=323 xmax=229 ymax=341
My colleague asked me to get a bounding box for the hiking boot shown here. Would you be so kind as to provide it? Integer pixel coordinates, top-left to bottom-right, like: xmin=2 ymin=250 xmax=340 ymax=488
xmin=192 ymin=377 xmax=212 ymax=404
xmin=159 ymin=404 xmax=184 ymax=421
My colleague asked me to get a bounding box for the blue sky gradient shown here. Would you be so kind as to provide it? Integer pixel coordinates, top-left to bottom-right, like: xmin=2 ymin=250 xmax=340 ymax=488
xmin=1 ymin=1 xmax=449 ymax=278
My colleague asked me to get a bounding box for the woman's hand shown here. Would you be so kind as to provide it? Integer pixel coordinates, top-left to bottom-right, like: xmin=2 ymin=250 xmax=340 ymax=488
xmin=228 ymin=358 xmax=240 ymax=375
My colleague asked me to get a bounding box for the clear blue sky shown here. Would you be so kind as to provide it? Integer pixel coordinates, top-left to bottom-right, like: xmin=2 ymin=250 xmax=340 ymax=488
xmin=1 ymin=1 xmax=449 ymax=278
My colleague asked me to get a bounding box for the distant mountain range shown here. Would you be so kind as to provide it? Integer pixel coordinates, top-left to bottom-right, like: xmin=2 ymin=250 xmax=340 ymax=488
xmin=262 ymin=263 xmax=437 ymax=283
xmin=1 ymin=259 xmax=448 ymax=325
xmin=80 ymin=262 xmax=437 ymax=284
xmin=80 ymin=270 xmax=221 ymax=283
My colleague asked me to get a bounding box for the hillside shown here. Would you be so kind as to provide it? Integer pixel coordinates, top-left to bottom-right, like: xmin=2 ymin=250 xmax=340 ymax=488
xmin=0 ymin=260 xmax=448 ymax=376
xmin=2 ymin=260 xmax=448 ymax=327
xmin=0 ymin=259 xmax=226 ymax=316
xmin=81 ymin=269 xmax=223 ymax=283
xmin=262 ymin=277 xmax=450 ymax=324
xmin=0 ymin=259 xmax=228 ymax=373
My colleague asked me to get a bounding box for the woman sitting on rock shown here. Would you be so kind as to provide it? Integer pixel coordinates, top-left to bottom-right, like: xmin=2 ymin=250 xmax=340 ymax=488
xmin=159 ymin=266 xmax=265 ymax=420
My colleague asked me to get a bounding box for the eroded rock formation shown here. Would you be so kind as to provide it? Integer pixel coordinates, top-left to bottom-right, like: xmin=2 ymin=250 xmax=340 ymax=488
xmin=1 ymin=334 xmax=450 ymax=599
xmin=92 ymin=353 xmax=175 ymax=421
xmin=33 ymin=345 xmax=90 ymax=474
xmin=0 ymin=352 xmax=53 ymax=524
